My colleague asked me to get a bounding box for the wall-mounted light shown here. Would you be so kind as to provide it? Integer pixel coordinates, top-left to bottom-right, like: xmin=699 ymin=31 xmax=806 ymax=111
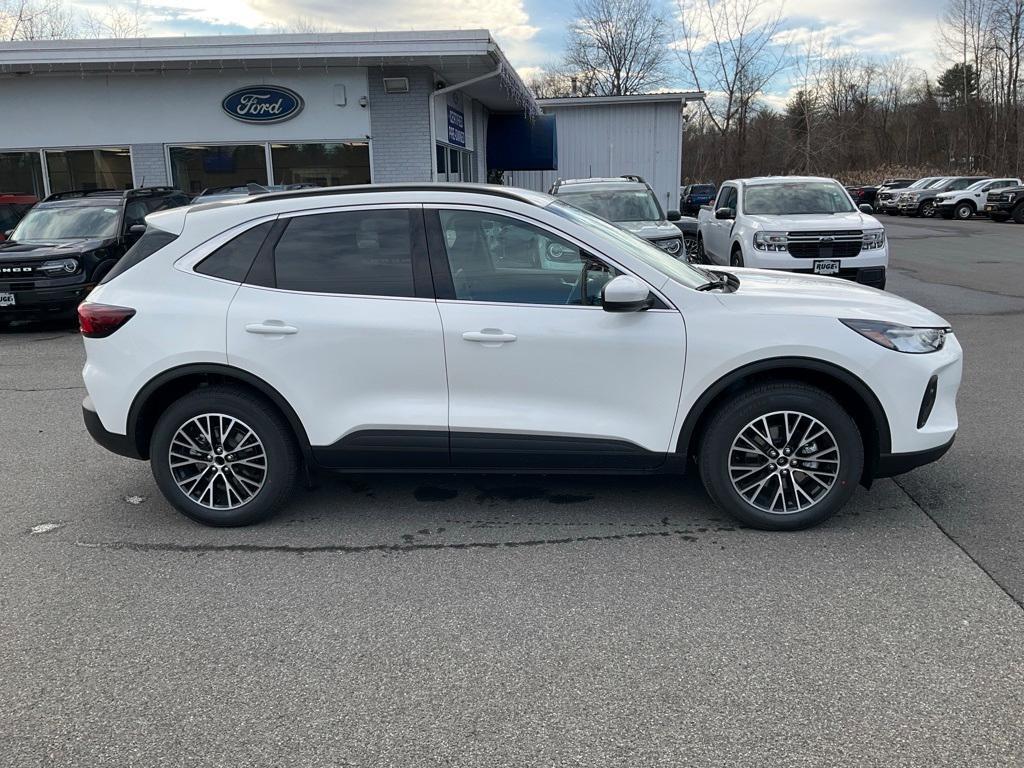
xmin=358 ymin=95 xmax=368 ymax=108
xmin=382 ymin=77 xmax=409 ymax=94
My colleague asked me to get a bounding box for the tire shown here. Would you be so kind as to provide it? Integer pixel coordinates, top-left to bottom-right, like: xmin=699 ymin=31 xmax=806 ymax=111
xmin=695 ymin=235 xmax=708 ymax=264
xmin=150 ymin=386 xmax=300 ymax=526
xmin=1013 ymin=204 xmax=1024 ymax=225
xmin=698 ymin=382 xmax=864 ymax=531
xmin=918 ymin=200 xmax=936 ymax=218
xmin=730 ymin=245 xmax=744 ymax=267
xmin=683 ymin=234 xmax=699 ymax=263
xmin=954 ymin=202 xmax=974 ymax=220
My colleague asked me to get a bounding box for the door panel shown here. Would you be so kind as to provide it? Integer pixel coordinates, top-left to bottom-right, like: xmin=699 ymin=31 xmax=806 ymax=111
xmin=438 ymin=301 xmax=686 ymax=465
xmin=225 ymin=205 xmax=449 ymax=466
xmin=428 ymin=206 xmax=687 ymax=468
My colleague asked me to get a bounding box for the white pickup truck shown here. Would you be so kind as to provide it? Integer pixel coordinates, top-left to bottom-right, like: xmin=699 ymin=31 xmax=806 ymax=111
xmin=934 ymin=177 xmax=1023 ymax=220
xmin=696 ymin=176 xmax=888 ymax=290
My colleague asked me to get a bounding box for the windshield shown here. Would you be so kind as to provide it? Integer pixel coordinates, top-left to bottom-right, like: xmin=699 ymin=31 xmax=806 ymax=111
xmin=555 ymin=188 xmax=663 ymax=223
xmin=909 ymin=178 xmax=936 ymax=188
xmin=549 ymin=200 xmax=712 ymax=289
xmin=743 ymin=182 xmax=855 ymax=215
xmin=925 ymin=178 xmax=952 ymax=189
xmin=12 ymin=204 xmax=120 ymax=241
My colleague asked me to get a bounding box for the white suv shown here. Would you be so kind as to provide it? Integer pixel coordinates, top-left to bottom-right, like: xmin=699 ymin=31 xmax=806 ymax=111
xmin=80 ymin=184 xmax=962 ymax=530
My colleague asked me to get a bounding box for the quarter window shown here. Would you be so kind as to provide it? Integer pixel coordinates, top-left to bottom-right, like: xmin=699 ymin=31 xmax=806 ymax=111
xmin=437 ymin=210 xmax=616 ymax=306
xmin=195 ymin=221 xmax=275 ymax=283
xmin=274 ymin=209 xmax=416 ymax=297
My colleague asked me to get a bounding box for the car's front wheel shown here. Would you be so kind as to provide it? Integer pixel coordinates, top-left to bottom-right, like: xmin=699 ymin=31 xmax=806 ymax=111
xmin=1013 ymin=204 xmax=1024 ymax=224
xmin=919 ymin=200 xmax=936 ymax=217
xmin=698 ymin=382 xmax=864 ymax=530
xmin=150 ymin=386 xmax=300 ymax=526
xmin=730 ymin=245 xmax=744 ymax=267
xmin=954 ymin=202 xmax=974 ymax=220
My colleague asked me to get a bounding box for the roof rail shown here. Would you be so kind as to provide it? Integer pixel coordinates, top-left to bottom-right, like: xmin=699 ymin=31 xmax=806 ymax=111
xmin=42 ymin=188 xmax=118 ymax=202
xmin=125 ymin=186 xmax=182 ymax=197
xmin=242 ymin=182 xmax=541 ymax=206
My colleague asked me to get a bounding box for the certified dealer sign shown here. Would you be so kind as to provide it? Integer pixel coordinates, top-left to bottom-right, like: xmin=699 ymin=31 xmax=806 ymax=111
xmin=222 ymin=85 xmax=304 ymax=124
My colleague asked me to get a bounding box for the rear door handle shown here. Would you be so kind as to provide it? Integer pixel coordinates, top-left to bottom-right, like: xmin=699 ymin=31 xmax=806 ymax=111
xmin=463 ymin=330 xmax=517 ymax=344
xmin=245 ymin=322 xmax=298 ymax=335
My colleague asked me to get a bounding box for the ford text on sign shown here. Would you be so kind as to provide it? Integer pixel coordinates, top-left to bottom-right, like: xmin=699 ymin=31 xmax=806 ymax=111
xmin=447 ymin=106 xmax=466 ymax=147
xmin=222 ymin=86 xmax=304 ymax=124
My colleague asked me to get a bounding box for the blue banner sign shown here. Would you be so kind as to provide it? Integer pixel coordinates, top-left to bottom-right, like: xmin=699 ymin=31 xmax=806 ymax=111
xmin=447 ymin=105 xmax=466 ymax=147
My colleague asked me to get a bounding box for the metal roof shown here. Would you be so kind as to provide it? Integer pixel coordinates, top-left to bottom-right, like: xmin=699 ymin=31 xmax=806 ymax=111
xmin=538 ymin=92 xmax=705 ymax=108
xmin=0 ymin=30 xmax=537 ymax=114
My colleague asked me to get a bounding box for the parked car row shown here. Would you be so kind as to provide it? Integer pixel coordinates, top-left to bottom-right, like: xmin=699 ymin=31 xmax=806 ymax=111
xmin=873 ymin=176 xmax=1024 ymax=221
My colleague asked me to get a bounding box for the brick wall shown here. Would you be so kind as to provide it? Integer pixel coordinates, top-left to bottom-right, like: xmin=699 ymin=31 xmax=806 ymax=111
xmin=130 ymin=144 xmax=170 ymax=187
xmin=368 ymin=67 xmax=434 ymax=183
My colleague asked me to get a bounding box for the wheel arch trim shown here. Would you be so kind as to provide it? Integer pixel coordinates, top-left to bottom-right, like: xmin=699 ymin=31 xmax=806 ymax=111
xmin=126 ymin=363 xmax=312 ymax=460
xmin=675 ymin=356 xmax=892 ymax=461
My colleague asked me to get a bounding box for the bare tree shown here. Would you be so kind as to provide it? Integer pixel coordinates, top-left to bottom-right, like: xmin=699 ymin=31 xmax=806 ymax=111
xmin=1 ymin=0 xmax=75 ymax=40
xmin=80 ymin=0 xmax=145 ymax=39
xmin=676 ymin=0 xmax=788 ymax=175
xmin=562 ymin=0 xmax=670 ymax=96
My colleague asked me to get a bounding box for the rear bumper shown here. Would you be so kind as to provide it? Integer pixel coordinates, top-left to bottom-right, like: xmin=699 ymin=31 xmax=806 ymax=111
xmin=875 ymin=435 xmax=955 ymax=477
xmin=83 ymin=396 xmax=142 ymax=459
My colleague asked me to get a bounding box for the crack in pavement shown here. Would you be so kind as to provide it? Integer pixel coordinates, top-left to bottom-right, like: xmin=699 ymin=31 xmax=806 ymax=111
xmin=892 ymin=477 xmax=1024 ymax=610
xmin=73 ymin=527 xmax=704 ymax=555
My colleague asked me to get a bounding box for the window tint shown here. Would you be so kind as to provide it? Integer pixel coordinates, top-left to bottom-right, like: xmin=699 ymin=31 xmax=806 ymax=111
xmin=274 ymin=209 xmax=415 ymax=297
xmin=100 ymin=229 xmax=178 ymax=284
xmin=195 ymin=221 xmax=274 ymax=283
xmin=438 ymin=210 xmax=616 ymax=306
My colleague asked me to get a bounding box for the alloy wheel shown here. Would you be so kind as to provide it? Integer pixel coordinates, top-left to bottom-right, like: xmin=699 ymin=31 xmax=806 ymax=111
xmin=168 ymin=413 xmax=268 ymax=510
xmin=728 ymin=410 xmax=840 ymax=515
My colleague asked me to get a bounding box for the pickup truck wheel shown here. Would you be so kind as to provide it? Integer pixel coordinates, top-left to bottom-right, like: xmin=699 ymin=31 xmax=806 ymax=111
xmin=1013 ymin=204 xmax=1024 ymax=224
xmin=954 ymin=202 xmax=975 ymax=220
xmin=730 ymin=246 xmax=744 ymax=267
xmin=698 ymin=382 xmax=863 ymax=531
xmin=695 ymin=235 xmax=708 ymax=264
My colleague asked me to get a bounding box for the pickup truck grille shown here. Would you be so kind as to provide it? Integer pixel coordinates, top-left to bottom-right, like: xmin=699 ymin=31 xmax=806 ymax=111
xmin=787 ymin=231 xmax=863 ymax=259
xmin=986 ymin=191 xmax=1014 ymax=203
xmin=877 ymin=192 xmax=896 ymax=203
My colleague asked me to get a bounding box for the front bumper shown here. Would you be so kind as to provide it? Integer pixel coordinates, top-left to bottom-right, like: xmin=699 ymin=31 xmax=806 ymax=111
xmin=83 ymin=396 xmax=142 ymax=459
xmin=0 ymin=281 xmax=95 ymax=317
xmin=876 ymin=436 xmax=955 ymax=477
xmin=983 ymin=202 xmax=1015 ymax=215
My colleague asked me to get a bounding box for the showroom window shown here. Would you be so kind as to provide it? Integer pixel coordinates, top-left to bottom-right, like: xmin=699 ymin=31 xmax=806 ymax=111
xmin=271 ymin=142 xmax=370 ymax=186
xmin=169 ymin=145 xmax=268 ymax=196
xmin=45 ymin=148 xmax=133 ymax=194
xmin=0 ymin=152 xmax=46 ymax=196
xmin=274 ymin=209 xmax=416 ymax=297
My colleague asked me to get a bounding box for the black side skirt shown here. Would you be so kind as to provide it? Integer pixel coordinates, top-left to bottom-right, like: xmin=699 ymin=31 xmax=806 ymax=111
xmin=311 ymin=430 xmax=675 ymax=473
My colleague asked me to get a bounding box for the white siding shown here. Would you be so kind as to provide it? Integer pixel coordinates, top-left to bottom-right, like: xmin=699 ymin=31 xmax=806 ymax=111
xmin=507 ymin=100 xmax=683 ymax=212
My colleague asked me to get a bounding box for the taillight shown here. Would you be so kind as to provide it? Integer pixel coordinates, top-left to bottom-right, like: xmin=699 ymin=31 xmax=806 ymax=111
xmin=78 ymin=302 xmax=136 ymax=338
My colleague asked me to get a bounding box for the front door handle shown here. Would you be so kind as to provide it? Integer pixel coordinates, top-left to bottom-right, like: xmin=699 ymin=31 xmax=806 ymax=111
xmin=463 ymin=329 xmax=517 ymax=344
xmin=245 ymin=322 xmax=298 ymax=335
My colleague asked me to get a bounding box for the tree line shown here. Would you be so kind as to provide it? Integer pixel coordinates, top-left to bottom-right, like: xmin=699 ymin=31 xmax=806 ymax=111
xmin=530 ymin=0 xmax=1024 ymax=184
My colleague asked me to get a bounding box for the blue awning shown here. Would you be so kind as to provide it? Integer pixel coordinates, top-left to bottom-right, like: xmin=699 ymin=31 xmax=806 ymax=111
xmin=487 ymin=113 xmax=557 ymax=171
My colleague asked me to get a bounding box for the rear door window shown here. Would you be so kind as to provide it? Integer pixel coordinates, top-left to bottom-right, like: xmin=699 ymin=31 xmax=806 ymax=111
xmin=273 ymin=209 xmax=417 ymax=297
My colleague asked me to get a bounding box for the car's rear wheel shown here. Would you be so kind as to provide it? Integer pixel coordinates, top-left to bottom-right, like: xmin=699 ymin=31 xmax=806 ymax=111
xmin=150 ymin=386 xmax=299 ymax=526
xmin=954 ymin=202 xmax=974 ymax=220
xmin=698 ymin=382 xmax=864 ymax=530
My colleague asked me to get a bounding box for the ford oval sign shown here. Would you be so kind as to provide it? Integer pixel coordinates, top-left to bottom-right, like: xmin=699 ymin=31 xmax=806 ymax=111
xmin=222 ymin=85 xmax=304 ymax=124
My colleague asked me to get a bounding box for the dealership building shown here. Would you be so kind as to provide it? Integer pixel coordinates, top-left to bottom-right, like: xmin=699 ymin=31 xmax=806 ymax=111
xmin=0 ymin=30 xmax=543 ymax=197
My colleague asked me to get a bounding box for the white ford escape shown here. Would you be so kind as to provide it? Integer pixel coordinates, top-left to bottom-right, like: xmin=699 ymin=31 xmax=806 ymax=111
xmin=80 ymin=184 xmax=962 ymax=530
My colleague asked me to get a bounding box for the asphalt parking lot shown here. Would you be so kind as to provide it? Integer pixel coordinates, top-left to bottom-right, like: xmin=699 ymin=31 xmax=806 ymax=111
xmin=2 ymin=215 xmax=1023 ymax=767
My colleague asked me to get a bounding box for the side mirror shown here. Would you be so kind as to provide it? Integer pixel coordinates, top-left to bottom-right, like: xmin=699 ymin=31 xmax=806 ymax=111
xmin=715 ymin=207 xmax=735 ymax=220
xmin=666 ymin=210 xmax=681 ymax=222
xmin=602 ymin=275 xmax=654 ymax=313
xmin=128 ymin=224 xmax=147 ymax=236
xmin=858 ymin=204 xmax=873 ymax=214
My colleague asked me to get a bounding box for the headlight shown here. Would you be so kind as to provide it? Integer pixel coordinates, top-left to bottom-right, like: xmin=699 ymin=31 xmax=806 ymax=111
xmin=753 ymin=231 xmax=788 ymax=251
xmin=841 ymin=319 xmax=949 ymax=354
xmin=38 ymin=258 xmax=79 ymax=275
xmin=656 ymin=238 xmax=682 ymax=255
xmin=862 ymin=229 xmax=885 ymax=250
xmin=906 ymin=192 xmax=921 ymax=201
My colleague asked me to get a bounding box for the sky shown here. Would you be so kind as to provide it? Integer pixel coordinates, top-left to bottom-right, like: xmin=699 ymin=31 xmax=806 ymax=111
xmin=68 ymin=0 xmax=950 ymax=106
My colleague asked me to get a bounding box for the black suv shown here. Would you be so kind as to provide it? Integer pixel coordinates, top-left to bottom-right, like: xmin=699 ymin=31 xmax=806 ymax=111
xmin=984 ymin=185 xmax=1024 ymax=223
xmin=0 ymin=187 xmax=190 ymax=322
